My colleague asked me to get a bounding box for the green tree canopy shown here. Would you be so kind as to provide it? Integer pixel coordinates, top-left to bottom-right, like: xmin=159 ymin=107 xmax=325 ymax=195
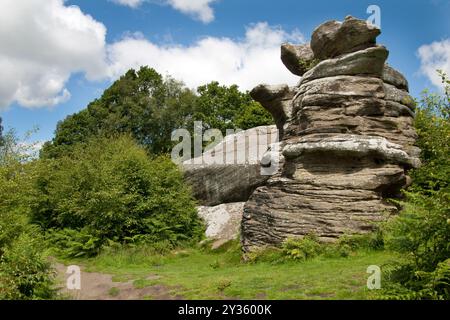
xmin=41 ymin=67 xmax=274 ymax=158
xmin=192 ymin=81 xmax=273 ymax=133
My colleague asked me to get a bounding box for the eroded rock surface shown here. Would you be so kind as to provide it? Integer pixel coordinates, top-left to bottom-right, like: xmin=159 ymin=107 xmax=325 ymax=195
xmin=198 ymin=202 xmax=244 ymax=248
xmin=281 ymin=43 xmax=316 ymax=76
xmin=242 ymin=16 xmax=419 ymax=252
xmin=182 ymin=126 xmax=279 ymax=206
xmin=310 ymin=16 xmax=381 ymax=60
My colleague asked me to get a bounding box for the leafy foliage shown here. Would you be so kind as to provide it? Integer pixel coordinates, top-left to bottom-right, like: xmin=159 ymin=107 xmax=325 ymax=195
xmin=192 ymin=81 xmax=273 ymax=133
xmin=282 ymin=235 xmax=324 ymax=261
xmin=383 ymin=71 xmax=450 ymax=300
xmin=0 ymin=130 xmax=55 ymax=300
xmin=246 ymin=233 xmax=383 ymax=264
xmin=41 ymin=68 xmax=273 ymax=159
xmin=42 ymin=67 xmax=197 ymax=157
xmin=33 ymin=135 xmax=205 ymax=257
xmin=0 ymin=232 xmax=55 ymax=300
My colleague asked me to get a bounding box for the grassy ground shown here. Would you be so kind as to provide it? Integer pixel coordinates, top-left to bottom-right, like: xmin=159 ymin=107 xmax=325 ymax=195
xmin=60 ymin=241 xmax=399 ymax=300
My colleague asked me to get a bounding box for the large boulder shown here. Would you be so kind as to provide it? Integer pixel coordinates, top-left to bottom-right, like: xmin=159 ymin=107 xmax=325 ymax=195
xmin=311 ymin=16 xmax=381 ymax=60
xmin=280 ymin=43 xmax=316 ymax=76
xmin=301 ymin=46 xmax=388 ymax=83
xmin=198 ymin=202 xmax=244 ymax=248
xmin=182 ymin=126 xmax=279 ymax=206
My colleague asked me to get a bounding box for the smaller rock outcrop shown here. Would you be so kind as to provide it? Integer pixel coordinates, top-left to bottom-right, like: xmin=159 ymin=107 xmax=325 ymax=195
xmin=198 ymin=202 xmax=244 ymax=248
xmin=310 ymin=16 xmax=380 ymax=60
xmin=250 ymin=85 xmax=295 ymax=137
xmin=281 ymin=43 xmax=316 ymax=76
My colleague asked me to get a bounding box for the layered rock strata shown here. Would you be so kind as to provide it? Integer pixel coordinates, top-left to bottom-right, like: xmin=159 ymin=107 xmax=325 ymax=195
xmin=182 ymin=125 xmax=279 ymax=206
xmin=242 ymin=16 xmax=419 ymax=251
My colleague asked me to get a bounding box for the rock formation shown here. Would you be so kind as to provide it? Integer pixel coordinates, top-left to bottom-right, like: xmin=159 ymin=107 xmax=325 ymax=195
xmin=242 ymin=16 xmax=420 ymax=252
xmin=182 ymin=125 xmax=279 ymax=206
xmin=197 ymin=202 xmax=245 ymax=248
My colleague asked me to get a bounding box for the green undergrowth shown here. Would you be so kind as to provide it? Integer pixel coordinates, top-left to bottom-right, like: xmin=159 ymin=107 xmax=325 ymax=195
xmin=58 ymin=237 xmax=399 ymax=300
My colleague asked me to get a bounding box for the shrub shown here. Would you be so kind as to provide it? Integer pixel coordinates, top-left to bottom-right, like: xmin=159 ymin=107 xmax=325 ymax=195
xmin=282 ymin=235 xmax=324 ymax=261
xmin=336 ymin=231 xmax=385 ymax=251
xmin=382 ymin=71 xmax=450 ymax=299
xmin=0 ymin=130 xmax=55 ymax=299
xmin=45 ymin=228 xmax=103 ymax=258
xmin=32 ymin=135 xmax=205 ymax=256
xmin=0 ymin=232 xmax=55 ymax=300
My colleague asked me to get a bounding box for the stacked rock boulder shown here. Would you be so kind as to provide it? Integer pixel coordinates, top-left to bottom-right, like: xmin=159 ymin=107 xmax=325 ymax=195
xmin=242 ymin=16 xmax=420 ymax=252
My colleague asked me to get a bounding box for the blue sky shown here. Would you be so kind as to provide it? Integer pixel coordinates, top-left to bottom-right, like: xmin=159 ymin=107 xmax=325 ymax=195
xmin=1 ymin=0 xmax=449 ymax=144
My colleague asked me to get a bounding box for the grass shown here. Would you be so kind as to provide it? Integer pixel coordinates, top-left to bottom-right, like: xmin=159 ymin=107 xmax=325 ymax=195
xmin=62 ymin=240 xmax=399 ymax=300
xmin=108 ymin=287 xmax=120 ymax=297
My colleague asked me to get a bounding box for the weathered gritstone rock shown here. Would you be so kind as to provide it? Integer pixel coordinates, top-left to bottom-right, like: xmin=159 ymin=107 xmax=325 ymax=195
xmin=281 ymin=43 xmax=316 ymax=76
xmin=283 ymin=135 xmax=420 ymax=168
xmin=310 ymin=16 xmax=381 ymax=60
xmin=242 ymin=16 xmax=419 ymax=252
xmin=182 ymin=126 xmax=279 ymax=206
xmin=383 ymin=64 xmax=409 ymax=91
xmin=250 ymin=84 xmax=295 ymax=137
xmin=302 ymin=46 xmax=389 ymax=83
xmin=198 ymin=202 xmax=244 ymax=248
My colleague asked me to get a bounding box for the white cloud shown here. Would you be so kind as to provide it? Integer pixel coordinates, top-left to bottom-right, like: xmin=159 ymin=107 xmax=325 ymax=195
xmin=106 ymin=22 xmax=304 ymax=91
xmin=110 ymin=0 xmax=217 ymax=24
xmin=0 ymin=0 xmax=108 ymax=110
xmin=417 ymin=38 xmax=450 ymax=89
xmin=110 ymin=0 xmax=144 ymax=8
xmin=166 ymin=0 xmax=217 ymax=23
xmin=0 ymin=0 xmax=304 ymax=110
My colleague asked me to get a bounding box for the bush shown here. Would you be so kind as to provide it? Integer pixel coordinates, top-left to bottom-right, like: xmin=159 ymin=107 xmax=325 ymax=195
xmin=336 ymin=231 xmax=385 ymax=251
xmin=282 ymin=235 xmax=324 ymax=261
xmin=382 ymin=71 xmax=450 ymax=299
xmin=32 ymin=135 xmax=205 ymax=256
xmin=246 ymin=232 xmax=384 ymax=263
xmin=45 ymin=228 xmax=103 ymax=258
xmin=0 ymin=232 xmax=55 ymax=300
xmin=0 ymin=130 xmax=55 ymax=299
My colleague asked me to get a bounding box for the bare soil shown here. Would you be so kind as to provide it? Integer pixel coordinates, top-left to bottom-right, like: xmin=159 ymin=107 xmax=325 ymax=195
xmin=54 ymin=263 xmax=183 ymax=300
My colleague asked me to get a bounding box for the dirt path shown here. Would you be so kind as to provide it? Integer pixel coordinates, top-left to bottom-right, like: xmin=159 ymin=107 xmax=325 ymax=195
xmin=54 ymin=263 xmax=183 ymax=300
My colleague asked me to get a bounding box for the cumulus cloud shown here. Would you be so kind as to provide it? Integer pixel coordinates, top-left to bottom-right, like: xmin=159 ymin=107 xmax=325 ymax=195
xmin=0 ymin=0 xmax=304 ymax=110
xmin=166 ymin=0 xmax=217 ymax=23
xmin=417 ymin=39 xmax=450 ymax=89
xmin=111 ymin=0 xmax=217 ymax=24
xmin=0 ymin=0 xmax=107 ymax=109
xmin=106 ymin=22 xmax=304 ymax=91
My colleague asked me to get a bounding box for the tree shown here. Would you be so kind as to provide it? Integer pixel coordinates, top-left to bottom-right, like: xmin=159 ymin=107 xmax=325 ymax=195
xmin=41 ymin=67 xmax=198 ymax=158
xmin=193 ymin=81 xmax=273 ymax=133
xmin=41 ymin=67 xmax=274 ymax=159
xmin=0 ymin=129 xmax=55 ymax=300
